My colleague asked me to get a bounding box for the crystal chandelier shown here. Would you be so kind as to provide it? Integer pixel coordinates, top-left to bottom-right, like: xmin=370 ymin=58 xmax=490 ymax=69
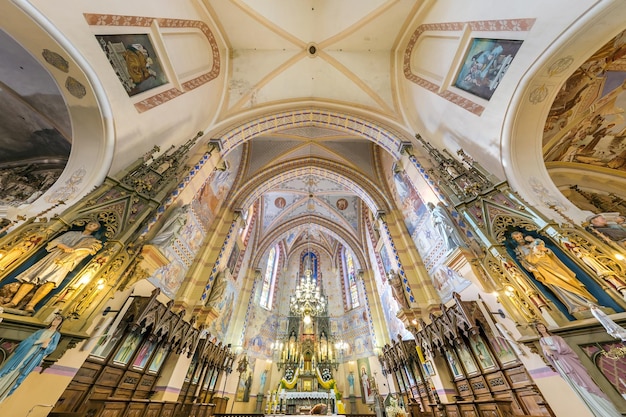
xmin=289 ymin=268 xmax=326 ymax=323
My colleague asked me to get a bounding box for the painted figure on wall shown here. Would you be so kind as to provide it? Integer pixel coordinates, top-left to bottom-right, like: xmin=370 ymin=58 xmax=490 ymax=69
xmin=0 ymin=314 xmax=63 ymax=402
xmin=454 ymin=38 xmax=523 ymax=100
xmin=114 ymin=332 xmax=142 ymax=365
xmin=587 ymin=213 xmax=626 ymax=248
xmin=1 ymin=221 xmax=102 ymax=313
xmin=511 ymin=231 xmax=596 ymax=314
xmin=149 ymin=205 xmax=189 ymax=251
xmin=535 ymin=323 xmax=622 ymax=417
xmin=347 ymin=371 xmax=355 ymax=396
xmin=427 ymin=202 xmax=465 ymax=252
xmin=96 ymin=34 xmax=168 ymax=96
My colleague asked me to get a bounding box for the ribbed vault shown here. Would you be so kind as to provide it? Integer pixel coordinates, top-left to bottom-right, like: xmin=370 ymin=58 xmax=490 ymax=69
xmin=252 ymin=215 xmax=367 ymax=272
xmin=230 ymin=157 xmax=391 ymax=214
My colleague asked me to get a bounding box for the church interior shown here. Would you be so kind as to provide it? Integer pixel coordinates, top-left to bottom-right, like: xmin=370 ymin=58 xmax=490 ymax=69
xmin=1 ymin=1 xmax=626 ymax=417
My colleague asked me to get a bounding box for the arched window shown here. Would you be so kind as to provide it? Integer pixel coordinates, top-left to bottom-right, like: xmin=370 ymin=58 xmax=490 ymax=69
xmin=343 ymin=249 xmax=359 ymax=309
xmin=260 ymin=245 xmax=278 ymax=309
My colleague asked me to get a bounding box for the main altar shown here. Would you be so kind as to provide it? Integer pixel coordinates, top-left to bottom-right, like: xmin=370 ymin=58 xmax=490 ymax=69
xmin=266 ymin=268 xmax=343 ymax=414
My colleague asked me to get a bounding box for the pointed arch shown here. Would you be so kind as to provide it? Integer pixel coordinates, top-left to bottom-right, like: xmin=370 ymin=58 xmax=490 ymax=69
xmin=215 ymin=108 xmax=410 ymax=160
xmin=252 ymin=215 xmax=367 ymax=274
xmin=230 ymin=157 xmax=392 ymax=214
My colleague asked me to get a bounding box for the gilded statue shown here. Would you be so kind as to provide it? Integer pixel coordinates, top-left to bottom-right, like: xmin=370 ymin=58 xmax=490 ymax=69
xmin=511 ymin=231 xmax=596 ymax=314
xmin=2 ymin=221 xmax=102 ymax=313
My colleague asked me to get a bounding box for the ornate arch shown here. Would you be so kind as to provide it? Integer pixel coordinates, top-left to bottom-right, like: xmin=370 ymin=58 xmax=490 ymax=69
xmin=230 ymin=157 xmax=392 ymax=214
xmin=215 ymin=108 xmax=409 ymax=160
xmin=502 ymin=2 xmax=626 ymax=223
xmin=252 ymin=215 xmax=367 ymax=273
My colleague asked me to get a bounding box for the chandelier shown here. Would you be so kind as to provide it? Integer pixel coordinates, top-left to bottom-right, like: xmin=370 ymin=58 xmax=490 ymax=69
xmin=289 ymin=268 xmax=326 ymax=323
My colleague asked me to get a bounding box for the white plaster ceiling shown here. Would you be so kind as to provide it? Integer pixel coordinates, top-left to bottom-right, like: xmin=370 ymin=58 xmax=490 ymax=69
xmin=205 ymin=0 xmax=419 ymax=119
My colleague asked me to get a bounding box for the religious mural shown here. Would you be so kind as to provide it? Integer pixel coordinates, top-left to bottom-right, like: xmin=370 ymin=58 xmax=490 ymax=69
xmin=454 ymin=38 xmax=523 ymax=100
xmin=390 ymin=169 xmax=470 ymax=302
xmin=543 ymin=29 xmax=626 ymax=174
xmin=392 ymin=171 xmax=424 ymax=236
xmin=206 ymin=277 xmax=236 ymax=341
xmin=0 ymin=29 xmax=71 ymax=206
xmin=148 ymin=205 xmax=204 ymax=298
xmin=192 ymin=146 xmax=242 ymax=229
xmin=96 ymin=34 xmax=168 ymax=96
xmin=430 ymin=264 xmax=471 ymax=302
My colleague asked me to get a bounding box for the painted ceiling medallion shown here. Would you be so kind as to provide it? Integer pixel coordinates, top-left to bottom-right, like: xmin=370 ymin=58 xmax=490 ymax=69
xmin=547 ymin=56 xmax=574 ymax=77
xmin=336 ymin=198 xmax=348 ymax=210
xmin=275 ymin=197 xmax=286 ymax=209
xmin=529 ymin=84 xmax=548 ymax=104
xmin=65 ymin=76 xmax=86 ymax=98
xmin=42 ymin=49 xmax=69 ymax=72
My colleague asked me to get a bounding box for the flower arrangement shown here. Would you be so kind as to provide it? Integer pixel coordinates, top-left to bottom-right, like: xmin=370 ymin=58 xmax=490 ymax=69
xmin=385 ymin=396 xmax=406 ymax=417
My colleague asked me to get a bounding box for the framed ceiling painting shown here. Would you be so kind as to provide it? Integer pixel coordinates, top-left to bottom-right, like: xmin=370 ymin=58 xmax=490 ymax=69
xmin=96 ymin=33 xmax=168 ymax=96
xmin=454 ymin=38 xmax=523 ymax=100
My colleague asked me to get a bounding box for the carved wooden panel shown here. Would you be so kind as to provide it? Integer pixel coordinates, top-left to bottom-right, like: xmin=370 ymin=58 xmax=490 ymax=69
xmin=143 ymin=403 xmax=163 ymax=417
xmin=161 ymin=403 xmax=177 ymax=417
xmin=100 ymin=402 xmax=126 ymax=417
xmin=456 ymin=380 xmax=472 ymax=399
xmin=119 ymin=370 xmax=142 ymax=390
xmin=112 ymin=388 xmax=133 ymax=399
xmin=486 ymin=372 xmax=510 ymax=392
xmin=53 ymin=381 xmax=88 ymax=411
xmin=74 ymin=361 xmax=102 ymax=384
xmin=90 ymin=385 xmax=114 ymax=400
xmin=517 ymin=389 xmax=552 ymax=416
xmin=133 ymin=390 xmax=150 ymax=399
xmin=505 ymin=366 xmax=531 ymax=389
xmin=444 ymin=404 xmax=460 ymax=417
xmin=137 ymin=374 xmax=156 ymax=392
xmin=459 ymin=403 xmax=478 ymax=417
xmin=468 ymin=375 xmax=490 ymax=396
xmin=96 ymin=367 xmax=123 ymax=387
xmin=125 ymin=402 xmax=146 ymax=417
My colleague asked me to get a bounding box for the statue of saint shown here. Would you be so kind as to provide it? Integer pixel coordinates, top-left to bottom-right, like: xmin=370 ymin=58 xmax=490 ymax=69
xmin=427 ymin=202 xmax=465 ymax=251
xmin=149 ymin=205 xmax=189 ymax=250
xmin=347 ymin=371 xmax=355 ymax=396
xmin=0 ymin=314 xmax=64 ymax=401
xmin=0 ymin=234 xmax=43 ymax=272
xmin=535 ymin=323 xmax=621 ymax=417
xmin=511 ymin=231 xmax=595 ymax=314
xmin=387 ymin=270 xmax=410 ymax=309
xmin=2 ymin=221 xmax=102 ymax=313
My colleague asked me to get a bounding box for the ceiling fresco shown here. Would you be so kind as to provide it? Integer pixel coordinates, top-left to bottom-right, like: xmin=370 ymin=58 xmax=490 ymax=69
xmin=541 ymin=28 xmax=626 ymax=214
xmin=0 ymin=28 xmax=72 ymax=206
xmin=206 ymin=0 xmax=416 ymax=118
xmin=543 ymin=29 xmax=626 ymax=173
